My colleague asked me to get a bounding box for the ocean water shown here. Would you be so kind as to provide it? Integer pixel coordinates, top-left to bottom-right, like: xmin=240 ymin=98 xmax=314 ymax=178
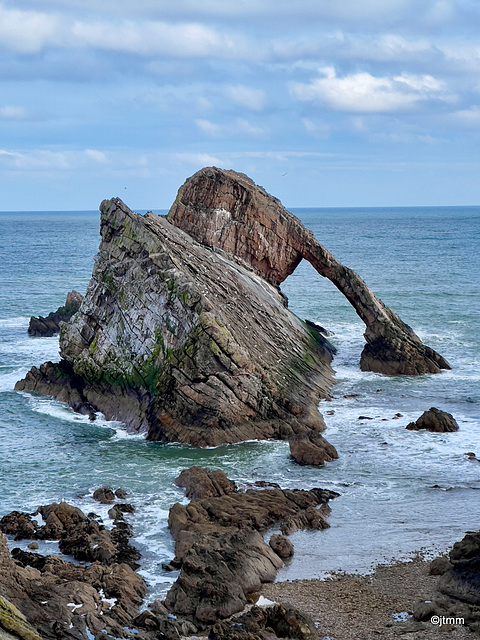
xmin=0 ymin=206 xmax=479 ymax=599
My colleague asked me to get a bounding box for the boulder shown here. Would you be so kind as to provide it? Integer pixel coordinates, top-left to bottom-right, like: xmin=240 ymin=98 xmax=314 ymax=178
xmin=439 ymin=530 xmax=480 ymax=605
xmin=93 ymin=487 xmax=115 ymax=503
xmin=28 ymin=291 xmax=83 ymax=337
xmin=174 ymin=466 xmax=237 ymax=500
xmin=0 ymin=525 xmax=147 ymax=640
xmin=406 ymin=407 xmax=459 ymax=432
xmin=209 ymin=604 xmax=317 ymax=639
xmin=269 ymin=534 xmax=294 ymax=559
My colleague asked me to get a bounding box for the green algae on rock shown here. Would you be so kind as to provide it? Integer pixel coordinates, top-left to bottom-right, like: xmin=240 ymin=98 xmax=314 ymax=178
xmin=16 ymin=193 xmax=337 ymax=464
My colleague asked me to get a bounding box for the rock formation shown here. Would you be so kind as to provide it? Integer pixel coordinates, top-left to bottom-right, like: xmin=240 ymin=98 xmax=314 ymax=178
xmin=406 ymin=407 xmax=459 ymax=432
xmin=0 ymin=506 xmax=147 ymax=640
xmin=413 ymin=530 xmax=480 ymax=634
xmin=28 ymin=291 xmax=83 ymax=337
xmin=16 ymin=167 xmax=449 ymax=460
xmin=16 ymin=183 xmax=339 ymax=464
xmin=165 ymin=467 xmax=338 ymax=623
xmin=169 ymin=167 xmax=450 ymax=376
xmin=0 ymin=471 xmax=336 ymax=639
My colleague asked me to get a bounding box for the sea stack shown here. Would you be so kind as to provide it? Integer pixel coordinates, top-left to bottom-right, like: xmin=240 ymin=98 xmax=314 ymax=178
xmin=16 ymin=167 xmax=449 ymax=460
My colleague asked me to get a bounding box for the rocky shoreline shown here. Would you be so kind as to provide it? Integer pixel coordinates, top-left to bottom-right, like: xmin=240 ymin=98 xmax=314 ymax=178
xmin=1 ymin=469 xmax=479 ymax=639
xmin=0 ymin=468 xmax=340 ymax=639
xmin=5 ymin=169 xmax=468 ymax=638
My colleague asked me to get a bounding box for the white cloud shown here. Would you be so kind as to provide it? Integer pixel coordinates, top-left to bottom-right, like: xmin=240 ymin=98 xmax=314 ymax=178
xmin=0 ymin=105 xmax=30 ymax=120
xmin=0 ymin=149 xmax=70 ymax=170
xmin=302 ymin=118 xmax=331 ymax=138
xmin=291 ymin=67 xmax=449 ymax=113
xmin=196 ymin=117 xmax=268 ymax=138
xmin=449 ymin=106 xmax=480 ymax=126
xmin=196 ymin=119 xmax=223 ymax=138
xmin=174 ymin=152 xmax=223 ymax=166
xmin=84 ymin=149 xmax=107 ymax=163
xmin=0 ymin=5 xmax=59 ymax=53
xmin=224 ymin=85 xmax=267 ymax=111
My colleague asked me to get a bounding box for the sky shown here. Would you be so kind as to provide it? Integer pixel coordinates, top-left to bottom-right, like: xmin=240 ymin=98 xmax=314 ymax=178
xmin=1 ymin=0 xmax=480 ymax=210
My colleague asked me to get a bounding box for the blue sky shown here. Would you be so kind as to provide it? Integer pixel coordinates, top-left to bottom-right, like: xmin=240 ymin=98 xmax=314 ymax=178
xmin=1 ymin=0 xmax=480 ymax=210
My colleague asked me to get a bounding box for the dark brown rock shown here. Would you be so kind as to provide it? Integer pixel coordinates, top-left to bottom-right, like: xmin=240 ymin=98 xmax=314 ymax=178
xmin=165 ymin=468 xmax=338 ymax=623
xmin=406 ymin=407 xmax=459 ymax=432
xmin=175 ymin=466 xmax=237 ymax=500
xmin=429 ymin=556 xmax=452 ymax=576
xmin=0 ymin=502 xmax=140 ymax=569
xmin=0 ymin=525 xmax=147 ymax=640
xmin=209 ymin=604 xmax=317 ymax=640
xmin=28 ymin=290 xmax=83 ymax=337
xmin=289 ymin=434 xmax=338 ymax=466
xmin=93 ymin=487 xmax=115 ymax=503
xmin=440 ymin=530 xmax=480 ymax=605
xmin=269 ymin=534 xmax=294 ymax=559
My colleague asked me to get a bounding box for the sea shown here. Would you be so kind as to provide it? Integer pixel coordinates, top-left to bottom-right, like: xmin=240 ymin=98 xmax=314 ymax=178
xmin=0 ymin=206 xmax=479 ymax=601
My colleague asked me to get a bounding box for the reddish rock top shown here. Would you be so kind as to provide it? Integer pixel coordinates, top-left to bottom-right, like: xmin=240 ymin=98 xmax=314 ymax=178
xmin=169 ymin=167 xmax=450 ymax=376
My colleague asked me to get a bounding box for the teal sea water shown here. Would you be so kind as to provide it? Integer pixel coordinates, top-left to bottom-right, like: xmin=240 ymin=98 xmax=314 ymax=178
xmin=0 ymin=206 xmax=479 ymax=598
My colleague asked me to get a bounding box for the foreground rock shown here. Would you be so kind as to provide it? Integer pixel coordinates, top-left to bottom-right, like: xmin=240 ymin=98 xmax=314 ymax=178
xmin=169 ymin=167 xmax=450 ymax=376
xmin=0 ymin=500 xmax=140 ymax=568
xmin=0 ymin=507 xmax=147 ymax=640
xmin=165 ymin=467 xmax=338 ymax=623
xmin=28 ymin=291 xmax=83 ymax=337
xmin=209 ymin=604 xmax=317 ymax=639
xmin=0 ymin=595 xmax=43 ymax=640
xmin=406 ymin=407 xmax=459 ymax=432
xmin=16 ymin=187 xmax=338 ymax=465
xmin=411 ymin=530 xmax=480 ymax=635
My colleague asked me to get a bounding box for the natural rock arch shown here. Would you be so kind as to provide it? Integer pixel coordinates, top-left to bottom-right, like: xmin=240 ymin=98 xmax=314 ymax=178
xmin=168 ymin=167 xmax=450 ymax=376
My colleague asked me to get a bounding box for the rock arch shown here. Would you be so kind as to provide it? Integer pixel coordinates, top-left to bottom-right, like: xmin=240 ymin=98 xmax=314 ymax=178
xmin=168 ymin=167 xmax=450 ymax=376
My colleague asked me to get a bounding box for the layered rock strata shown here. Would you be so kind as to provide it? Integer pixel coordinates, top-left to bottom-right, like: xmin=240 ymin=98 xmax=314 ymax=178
xmin=169 ymin=167 xmax=450 ymax=376
xmin=413 ymin=530 xmax=480 ymax=634
xmin=0 ymin=505 xmax=147 ymax=640
xmin=165 ymin=467 xmax=338 ymax=623
xmin=16 ymin=194 xmax=338 ymax=463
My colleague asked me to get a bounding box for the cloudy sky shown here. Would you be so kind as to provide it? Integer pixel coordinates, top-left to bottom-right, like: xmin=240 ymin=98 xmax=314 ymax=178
xmin=1 ymin=0 xmax=480 ymax=210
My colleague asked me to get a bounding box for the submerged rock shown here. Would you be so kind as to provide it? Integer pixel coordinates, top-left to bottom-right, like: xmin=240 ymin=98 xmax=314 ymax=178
xmin=0 ymin=519 xmax=147 ymax=640
xmin=406 ymin=407 xmax=459 ymax=432
xmin=0 ymin=501 xmax=140 ymax=568
xmin=28 ymin=290 xmax=83 ymax=337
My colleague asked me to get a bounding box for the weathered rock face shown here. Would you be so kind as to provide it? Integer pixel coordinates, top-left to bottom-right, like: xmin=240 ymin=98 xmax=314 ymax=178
xmin=0 ymin=513 xmax=147 ymax=640
xmin=169 ymin=167 xmax=450 ymax=376
xmin=413 ymin=530 xmax=480 ymax=634
xmin=406 ymin=407 xmax=459 ymax=432
xmin=28 ymin=290 xmax=83 ymax=337
xmin=16 ymin=194 xmax=337 ymax=463
xmin=165 ymin=467 xmax=338 ymax=623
